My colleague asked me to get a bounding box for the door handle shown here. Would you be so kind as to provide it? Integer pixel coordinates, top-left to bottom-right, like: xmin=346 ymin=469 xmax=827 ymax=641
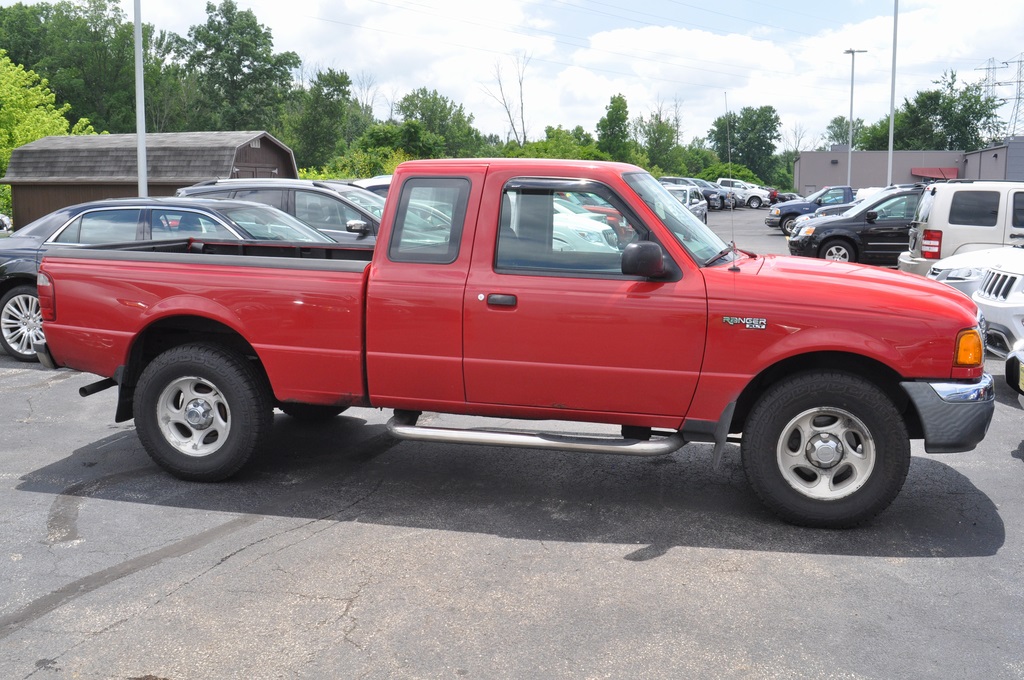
xmin=1011 ymin=233 xmax=1024 ymax=239
xmin=486 ymin=293 xmax=517 ymax=307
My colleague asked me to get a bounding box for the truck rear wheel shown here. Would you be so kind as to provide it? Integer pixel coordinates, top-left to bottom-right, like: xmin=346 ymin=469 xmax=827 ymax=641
xmin=134 ymin=343 xmax=272 ymax=481
xmin=741 ymin=372 xmax=910 ymax=528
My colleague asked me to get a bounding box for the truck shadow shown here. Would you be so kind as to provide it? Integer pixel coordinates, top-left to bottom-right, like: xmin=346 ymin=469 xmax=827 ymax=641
xmin=17 ymin=413 xmax=1005 ymax=560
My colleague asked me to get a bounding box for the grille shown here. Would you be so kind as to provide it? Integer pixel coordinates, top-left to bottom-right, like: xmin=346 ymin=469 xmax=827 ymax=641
xmin=977 ymin=270 xmax=1021 ymax=301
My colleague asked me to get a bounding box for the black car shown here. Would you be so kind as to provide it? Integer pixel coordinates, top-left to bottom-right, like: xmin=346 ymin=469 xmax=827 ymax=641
xmin=0 ymin=197 xmax=332 ymax=362
xmin=787 ymin=184 xmax=926 ymax=265
xmin=176 ymin=178 xmax=385 ymax=245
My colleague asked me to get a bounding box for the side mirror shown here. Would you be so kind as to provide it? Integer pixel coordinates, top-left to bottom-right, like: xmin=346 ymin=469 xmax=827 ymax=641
xmin=865 ymin=210 xmax=878 ymax=223
xmin=621 ymin=242 xmax=667 ymax=278
xmin=814 ymin=198 xmax=823 ymax=205
xmin=346 ymin=219 xmax=370 ymax=235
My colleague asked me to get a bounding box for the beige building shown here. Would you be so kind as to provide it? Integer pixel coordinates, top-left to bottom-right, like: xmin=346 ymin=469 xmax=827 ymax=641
xmin=793 ymin=136 xmax=1024 ymax=194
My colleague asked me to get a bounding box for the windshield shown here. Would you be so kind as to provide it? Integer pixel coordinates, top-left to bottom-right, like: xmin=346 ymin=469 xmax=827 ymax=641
xmin=803 ymin=187 xmax=830 ymax=203
xmin=339 ymin=189 xmax=385 ymax=218
xmin=217 ymin=205 xmax=334 ymax=242
xmin=623 ymin=172 xmax=733 ymax=266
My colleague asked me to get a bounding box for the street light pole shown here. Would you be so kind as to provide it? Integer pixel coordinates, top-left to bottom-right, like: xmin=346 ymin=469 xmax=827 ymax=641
xmin=845 ymin=48 xmax=867 ymax=187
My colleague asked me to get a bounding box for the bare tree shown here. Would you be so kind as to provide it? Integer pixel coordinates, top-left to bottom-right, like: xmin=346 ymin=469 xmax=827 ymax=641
xmin=353 ymin=70 xmax=380 ymax=112
xmin=781 ymin=122 xmax=818 ymax=154
xmin=482 ymin=52 xmax=531 ymax=145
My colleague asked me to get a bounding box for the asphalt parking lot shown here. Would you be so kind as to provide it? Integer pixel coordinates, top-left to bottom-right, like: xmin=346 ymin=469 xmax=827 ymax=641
xmin=1 ymin=206 xmax=1022 ymax=679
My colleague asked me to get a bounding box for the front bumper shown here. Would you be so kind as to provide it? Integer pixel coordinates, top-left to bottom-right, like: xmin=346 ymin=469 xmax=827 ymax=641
xmin=900 ymin=374 xmax=995 ymax=453
xmin=765 ymin=215 xmax=781 ymax=228
xmin=787 ymin=235 xmax=815 ymax=257
xmin=1004 ymin=350 xmax=1024 ymax=399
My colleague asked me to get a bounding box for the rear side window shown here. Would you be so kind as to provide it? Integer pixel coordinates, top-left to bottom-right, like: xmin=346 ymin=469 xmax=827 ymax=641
xmin=232 ymin=188 xmax=285 ymax=210
xmin=388 ymin=178 xmax=469 ymax=264
xmin=949 ymin=191 xmax=999 ymax=227
xmin=1013 ymin=192 xmax=1024 ymax=228
xmin=53 ymin=209 xmax=141 ymax=244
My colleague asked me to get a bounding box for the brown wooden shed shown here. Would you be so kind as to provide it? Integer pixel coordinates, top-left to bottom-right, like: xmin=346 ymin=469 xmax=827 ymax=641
xmin=1 ymin=131 xmax=298 ymax=228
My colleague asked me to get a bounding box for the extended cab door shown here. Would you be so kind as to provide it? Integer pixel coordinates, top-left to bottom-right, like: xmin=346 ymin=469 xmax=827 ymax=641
xmin=462 ymin=175 xmax=708 ymax=421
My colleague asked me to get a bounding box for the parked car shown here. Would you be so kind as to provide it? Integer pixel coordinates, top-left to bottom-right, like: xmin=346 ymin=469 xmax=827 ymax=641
xmin=787 ymin=184 xmax=925 ymax=265
xmin=350 ymin=175 xmax=392 ymax=197
xmin=716 ymin=178 xmax=771 ymax=209
xmin=665 ymin=185 xmax=708 ymax=223
xmin=659 ymin=184 xmax=708 ymax=224
xmin=898 ymin=180 xmax=1024 ymax=276
xmin=776 ymin=191 xmax=801 ymax=202
xmin=766 ymin=186 xmax=856 ymax=235
xmin=177 ymin=178 xmax=384 ymax=245
xmin=925 ymin=247 xmax=1016 ymax=296
xmin=972 ymin=245 xmax=1024 ymax=357
xmin=0 ymin=197 xmax=333 ymax=362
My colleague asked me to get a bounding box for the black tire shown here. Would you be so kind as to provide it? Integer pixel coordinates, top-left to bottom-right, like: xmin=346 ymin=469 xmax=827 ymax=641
xmin=741 ymin=371 xmax=910 ymax=528
xmin=780 ymin=216 xmax=797 ymax=236
xmin=0 ymin=284 xmax=42 ymax=362
xmin=133 ymin=343 xmax=272 ymax=482
xmin=820 ymin=238 xmax=856 ymax=262
xmin=748 ymin=196 xmax=763 ymax=209
xmin=279 ymin=403 xmax=348 ymax=421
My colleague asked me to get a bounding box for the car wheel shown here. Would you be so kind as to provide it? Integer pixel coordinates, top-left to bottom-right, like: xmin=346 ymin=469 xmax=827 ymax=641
xmin=741 ymin=371 xmax=911 ymax=528
xmin=133 ymin=343 xmax=272 ymax=481
xmin=0 ymin=284 xmax=43 ymax=362
xmin=748 ymin=196 xmax=762 ymax=209
xmin=279 ymin=403 xmax=349 ymax=421
xmin=820 ymin=239 xmax=856 ymax=262
xmin=780 ymin=216 xmax=797 ymax=236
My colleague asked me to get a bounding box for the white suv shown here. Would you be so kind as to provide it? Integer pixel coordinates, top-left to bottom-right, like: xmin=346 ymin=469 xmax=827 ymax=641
xmin=716 ymin=178 xmax=771 ymax=209
xmin=970 ymin=245 xmax=1024 ymax=357
xmin=897 ymin=180 xmax=1024 ymax=275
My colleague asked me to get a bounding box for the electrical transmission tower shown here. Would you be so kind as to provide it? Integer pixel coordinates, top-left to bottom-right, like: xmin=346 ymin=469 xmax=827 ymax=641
xmin=1001 ymin=53 xmax=1024 ymax=136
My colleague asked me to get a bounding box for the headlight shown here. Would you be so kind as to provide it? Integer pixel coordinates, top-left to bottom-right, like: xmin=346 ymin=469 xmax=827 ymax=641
xmin=770 ymin=208 xmax=780 ymax=216
xmin=576 ymin=231 xmax=601 ymax=242
xmin=796 ymin=226 xmax=815 ymax=237
xmin=947 ymin=267 xmax=985 ymax=281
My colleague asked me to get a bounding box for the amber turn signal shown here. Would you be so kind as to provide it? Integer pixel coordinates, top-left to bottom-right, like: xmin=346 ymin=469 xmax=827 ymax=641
xmin=954 ymin=329 xmax=984 ymax=367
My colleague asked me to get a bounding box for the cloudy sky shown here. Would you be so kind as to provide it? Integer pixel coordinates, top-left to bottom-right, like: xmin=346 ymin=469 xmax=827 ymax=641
xmin=15 ymin=0 xmax=1024 ymax=146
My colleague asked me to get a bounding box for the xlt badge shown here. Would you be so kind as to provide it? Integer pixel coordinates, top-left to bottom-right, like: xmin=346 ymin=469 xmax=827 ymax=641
xmin=723 ymin=316 xmax=767 ymax=330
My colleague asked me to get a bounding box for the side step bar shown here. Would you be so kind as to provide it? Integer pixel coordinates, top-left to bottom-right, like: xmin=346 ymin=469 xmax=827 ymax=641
xmin=386 ymin=414 xmax=688 ymax=457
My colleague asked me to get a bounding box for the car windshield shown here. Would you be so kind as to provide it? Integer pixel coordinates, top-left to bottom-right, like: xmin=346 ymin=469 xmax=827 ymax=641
xmin=216 ymin=205 xmax=334 ymax=242
xmin=623 ymin=172 xmax=734 ymax=266
xmin=338 ymin=189 xmax=385 ymax=218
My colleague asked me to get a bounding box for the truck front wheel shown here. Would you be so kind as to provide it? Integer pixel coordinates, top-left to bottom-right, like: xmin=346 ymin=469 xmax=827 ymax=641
xmin=134 ymin=343 xmax=272 ymax=482
xmin=780 ymin=216 xmax=797 ymax=236
xmin=741 ymin=372 xmax=910 ymax=528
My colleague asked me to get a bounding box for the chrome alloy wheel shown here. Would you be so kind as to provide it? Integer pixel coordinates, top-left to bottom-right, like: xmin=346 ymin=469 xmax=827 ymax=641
xmin=156 ymin=376 xmax=232 ymax=457
xmin=1 ymin=291 xmax=43 ymax=359
xmin=775 ymin=407 xmax=876 ymax=501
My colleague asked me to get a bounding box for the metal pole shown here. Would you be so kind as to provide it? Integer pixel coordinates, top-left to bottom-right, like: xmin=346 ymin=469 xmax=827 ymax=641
xmin=134 ymin=0 xmax=147 ymax=197
xmin=886 ymin=1 xmax=899 ymax=185
xmin=845 ymin=48 xmax=866 ymax=187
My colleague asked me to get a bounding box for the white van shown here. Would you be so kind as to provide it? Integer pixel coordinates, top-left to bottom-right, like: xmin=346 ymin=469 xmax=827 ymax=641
xmin=897 ymin=180 xmax=1024 ymax=275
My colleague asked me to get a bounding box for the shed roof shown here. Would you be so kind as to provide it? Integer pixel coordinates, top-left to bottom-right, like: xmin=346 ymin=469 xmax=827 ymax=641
xmin=2 ymin=131 xmax=296 ymax=184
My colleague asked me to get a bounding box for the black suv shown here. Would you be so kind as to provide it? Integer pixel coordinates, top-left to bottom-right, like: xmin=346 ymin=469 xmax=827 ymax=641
xmin=176 ymin=179 xmax=385 ymax=246
xmin=787 ymin=184 xmax=927 ymax=266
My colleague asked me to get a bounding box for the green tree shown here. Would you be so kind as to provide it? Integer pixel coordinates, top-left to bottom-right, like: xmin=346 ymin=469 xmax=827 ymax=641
xmin=596 ymin=94 xmax=633 ymax=162
xmin=708 ymin=106 xmax=781 ymax=181
xmin=0 ymin=2 xmax=50 ymax=72
xmin=822 ymin=115 xmax=864 ymax=150
xmin=289 ymin=68 xmax=351 ymax=168
xmin=0 ymin=50 xmax=95 ymax=215
xmin=680 ymin=137 xmax=718 ymax=176
xmin=181 ymin=0 xmax=300 ymax=131
xmin=505 ymin=125 xmax=608 ymax=160
xmin=634 ymin=105 xmax=683 ymax=174
xmin=860 ymin=71 xmax=1003 ymax=151
xmin=355 ymin=120 xmax=445 ymax=159
xmin=396 ymin=87 xmax=484 ymax=158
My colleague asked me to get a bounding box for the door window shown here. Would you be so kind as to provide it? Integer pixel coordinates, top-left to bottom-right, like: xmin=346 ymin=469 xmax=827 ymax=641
xmin=295 ymin=190 xmax=361 ymax=230
xmin=53 ymin=209 xmax=141 ymax=244
xmin=873 ymin=194 xmax=920 ymax=221
xmin=232 ymin=188 xmax=285 ymax=210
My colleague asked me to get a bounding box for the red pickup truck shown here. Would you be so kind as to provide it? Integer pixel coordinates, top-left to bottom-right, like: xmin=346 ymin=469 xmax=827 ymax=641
xmin=34 ymin=158 xmax=994 ymax=528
